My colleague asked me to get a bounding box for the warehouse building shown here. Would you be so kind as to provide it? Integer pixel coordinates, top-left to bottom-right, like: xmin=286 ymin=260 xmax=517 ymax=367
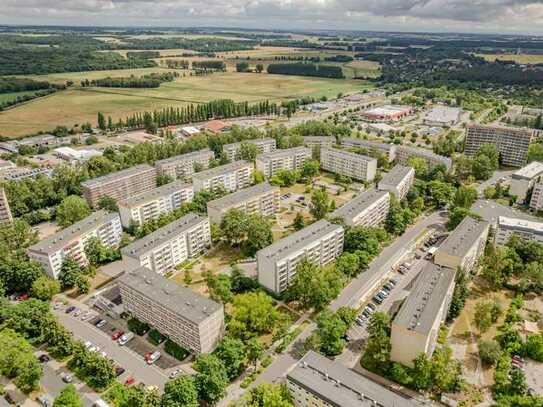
xmin=155 ymin=149 xmax=215 ymax=181
xmin=222 ymin=138 xmax=276 ymax=162
xmin=360 ymin=105 xmax=413 ymax=122
xmin=510 ymin=161 xmax=543 ymax=203
xmin=377 ymin=165 xmax=415 ymax=200
xmin=341 ymin=137 xmax=397 ymax=161
xmin=256 ymin=147 xmax=312 ymax=178
xmin=395 ymin=145 xmax=452 ymax=171
xmin=331 ymin=189 xmax=390 ymax=227
xmin=423 ymin=106 xmax=462 ymax=126
xmin=495 ymin=216 xmax=543 ymax=246
xmin=192 ymin=160 xmax=253 ymax=193
xmin=320 ymin=147 xmax=377 ymax=182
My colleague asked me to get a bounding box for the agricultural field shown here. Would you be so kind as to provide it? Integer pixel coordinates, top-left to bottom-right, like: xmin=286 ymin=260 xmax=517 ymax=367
xmin=0 ymin=90 xmax=40 ymax=103
xmin=478 ymin=53 xmax=543 ymax=64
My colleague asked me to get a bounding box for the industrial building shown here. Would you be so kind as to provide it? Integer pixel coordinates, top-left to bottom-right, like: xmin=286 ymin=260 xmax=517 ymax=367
xmin=54 ymin=147 xmax=102 ymax=163
xmin=256 ymin=147 xmax=312 ymax=178
xmin=320 ymin=147 xmax=377 ymax=182
xmin=192 ymin=160 xmax=253 ymax=193
xmin=377 ymin=165 xmax=415 ymax=200
xmin=423 ymin=106 xmax=462 ymax=126
xmin=0 ymin=188 xmax=13 ymax=223
xmin=395 ymin=145 xmax=452 ymax=170
xmin=341 ymin=137 xmax=397 ymax=161
xmin=495 ymin=216 xmax=543 ymax=246
xmin=155 ymin=149 xmax=215 ymax=181
xmin=509 ymin=161 xmax=543 ymax=202
xmin=331 ymin=189 xmax=390 ymax=227
xmin=360 ymin=105 xmax=413 ymax=122
xmin=222 ymin=138 xmax=276 ymax=162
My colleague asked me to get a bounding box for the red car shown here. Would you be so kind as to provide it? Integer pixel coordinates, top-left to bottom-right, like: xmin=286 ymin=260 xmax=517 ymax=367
xmin=111 ymin=331 xmax=124 ymax=341
xmin=16 ymin=293 xmax=28 ymax=301
xmin=125 ymin=376 xmax=135 ymax=385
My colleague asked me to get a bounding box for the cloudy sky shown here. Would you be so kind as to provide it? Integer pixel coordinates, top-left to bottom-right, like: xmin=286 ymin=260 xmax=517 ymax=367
xmin=1 ymin=0 xmax=543 ymax=35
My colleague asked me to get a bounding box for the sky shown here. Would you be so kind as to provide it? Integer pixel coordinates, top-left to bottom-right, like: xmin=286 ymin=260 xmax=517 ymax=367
xmin=1 ymin=0 xmax=543 ymax=35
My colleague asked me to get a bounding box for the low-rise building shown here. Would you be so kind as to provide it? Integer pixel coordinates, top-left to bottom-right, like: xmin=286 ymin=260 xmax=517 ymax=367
xmin=118 ymin=181 xmax=194 ymax=228
xmin=119 ymin=266 xmax=224 ymax=353
xmin=287 ymin=351 xmax=420 ymax=407
xmin=302 ymin=136 xmax=335 ymax=149
xmin=320 ymin=147 xmax=377 ymax=182
xmin=395 ymin=145 xmax=452 ymax=170
xmin=155 ymin=149 xmax=215 ymax=181
xmin=530 ymin=182 xmax=543 ymax=211
xmin=510 ymin=161 xmax=543 ymax=202
xmin=192 ymin=160 xmax=253 ymax=193
xmin=365 ymin=122 xmax=398 ymax=137
xmin=423 ymin=106 xmax=462 ymax=126
xmin=377 ymin=165 xmax=415 ymax=200
xmin=434 ymin=216 xmax=489 ymax=273
xmin=0 ymin=188 xmax=13 ymax=223
xmin=222 ymin=138 xmax=276 ymax=162
xmin=206 ymin=182 xmax=279 ymax=224
xmin=121 ymin=214 xmax=211 ymax=275
xmin=360 ymin=105 xmax=413 ymax=122
xmin=27 ymin=211 xmax=122 ymax=279
xmin=54 ymin=147 xmax=102 ymax=163
xmin=256 ymin=147 xmax=311 ymax=178
xmin=390 ymin=263 xmax=456 ymax=367
xmin=202 ymin=120 xmax=230 ymax=134
xmin=341 ymin=137 xmax=397 ymax=161
xmin=257 ymin=220 xmax=344 ymax=295
xmin=331 ymin=189 xmax=390 ymax=227
xmin=495 ymin=216 xmax=543 ymax=245
xmin=179 ymin=126 xmax=201 ymax=137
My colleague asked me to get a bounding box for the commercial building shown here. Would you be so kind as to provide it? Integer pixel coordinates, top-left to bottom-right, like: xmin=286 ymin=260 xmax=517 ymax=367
xmin=0 ymin=188 xmax=13 ymax=223
xmin=222 ymin=138 xmax=276 ymax=162
xmin=192 ymin=160 xmax=253 ymax=193
xmin=81 ymin=164 xmax=157 ymax=208
xmin=395 ymin=145 xmax=452 ymax=170
xmin=530 ymin=182 xmax=543 ymax=211
xmin=27 ymin=211 xmax=122 ymax=279
xmin=202 ymin=120 xmax=230 ymax=134
xmin=206 ymin=182 xmax=280 ymax=224
xmin=360 ymin=105 xmax=413 ymax=122
xmin=341 ymin=138 xmax=397 ymax=161
xmin=365 ymin=123 xmax=398 ymax=137
xmin=121 ymin=214 xmax=211 ymax=275
xmin=423 ymin=106 xmax=462 ymax=126
xmin=320 ymin=147 xmax=377 ymax=182
xmin=54 ymin=147 xmax=102 ymax=163
xmin=118 ymin=181 xmax=194 ymax=228
xmin=155 ymin=149 xmax=215 ymax=181
xmin=465 ymin=124 xmax=534 ymax=167
xmin=495 ymin=216 xmax=543 ymax=246
xmin=434 ymin=216 xmax=489 ymax=273
xmin=377 ymin=165 xmax=415 ymax=200
xmin=119 ymin=266 xmax=224 ymax=353
xmin=287 ymin=351 xmax=420 ymax=407
xmin=257 ymin=220 xmax=344 ymax=295
xmin=509 ymin=161 xmax=543 ymax=202
xmin=331 ymin=189 xmax=390 ymax=227
xmin=302 ymin=136 xmax=336 ymax=148
xmin=390 ymin=263 xmax=456 ymax=367
xmin=256 ymin=147 xmax=311 ymax=178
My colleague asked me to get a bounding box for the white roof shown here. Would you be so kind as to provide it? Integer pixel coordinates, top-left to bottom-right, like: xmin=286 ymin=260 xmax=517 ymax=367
xmin=367 ymin=123 xmax=396 ymax=132
xmin=181 ymin=126 xmax=200 ymax=135
xmin=364 ymin=105 xmax=411 ymax=115
xmin=513 ymin=161 xmax=543 ymax=180
xmin=424 ymin=106 xmax=461 ymax=123
xmin=54 ymin=147 xmax=102 ymax=160
xmin=498 ymin=216 xmax=543 ymax=234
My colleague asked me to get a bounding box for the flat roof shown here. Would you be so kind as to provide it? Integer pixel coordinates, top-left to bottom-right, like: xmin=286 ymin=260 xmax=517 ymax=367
xmin=303 ymin=136 xmax=335 ymax=142
xmin=498 ymin=216 xmax=543 ymax=235
xmin=397 ymin=145 xmax=452 ymax=167
xmin=378 ymin=165 xmax=414 ymax=188
xmin=207 ymin=182 xmax=278 ymax=209
xmin=119 ymin=180 xmax=192 ymax=208
xmin=424 ymin=106 xmax=461 ymax=123
xmin=287 ymin=351 xmax=420 ymax=407
xmin=28 ymin=210 xmax=118 ymax=254
xmin=341 ymin=138 xmax=394 ymax=152
xmin=322 ymin=146 xmax=377 ymax=163
xmin=393 ymin=263 xmax=456 ymax=335
xmin=154 ymin=149 xmax=214 ymax=166
xmin=257 ymin=146 xmax=311 ymax=161
xmin=332 ymin=189 xmax=389 ymax=221
xmin=512 ymin=161 xmax=543 ymax=180
xmin=364 ymin=105 xmax=412 ymax=116
xmin=81 ymin=164 xmax=155 ymax=188
xmin=192 ymin=160 xmax=251 ymax=180
xmin=437 ymin=216 xmax=489 ymax=258
xmin=467 ymin=124 xmax=535 ymax=137
xmin=223 ymin=138 xmax=275 ymax=149
xmin=119 ymin=266 xmax=222 ymax=324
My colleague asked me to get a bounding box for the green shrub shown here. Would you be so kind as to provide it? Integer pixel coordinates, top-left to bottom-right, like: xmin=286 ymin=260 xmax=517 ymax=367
xmin=127 ymin=317 xmax=150 ymax=336
xmin=261 ymin=355 xmax=273 ymax=368
xmin=147 ymin=329 xmax=165 ymax=345
xmin=164 ymin=339 xmax=190 ymax=361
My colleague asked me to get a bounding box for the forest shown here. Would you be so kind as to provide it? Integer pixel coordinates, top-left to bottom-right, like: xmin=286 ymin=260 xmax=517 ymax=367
xmin=80 ymin=72 xmax=179 ymax=88
xmin=267 ymin=63 xmax=344 ymax=79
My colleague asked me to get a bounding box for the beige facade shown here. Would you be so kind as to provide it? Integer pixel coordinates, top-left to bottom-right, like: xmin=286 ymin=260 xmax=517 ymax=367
xmin=302 ymin=136 xmax=335 ymax=149
xmin=0 ymin=188 xmax=13 ymax=223
xmin=222 ymin=138 xmax=276 ymax=162
xmin=320 ymin=146 xmax=377 ymax=182
xmin=377 ymin=164 xmax=415 ymax=200
xmin=495 ymin=216 xmax=543 ymax=246
xmin=255 ymin=147 xmax=311 ymax=178
xmin=155 ymin=149 xmax=215 ymax=181
xmin=508 ymin=161 xmax=543 ymax=203
xmin=395 ymin=145 xmax=452 ymax=170
xmin=331 ymin=189 xmax=390 ymax=227
xmin=192 ymin=160 xmax=253 ymax=193
xmin=341 ymin=137 xmax=397 ymax=161
xmin=530 ymin=182 xmax=543 ymax=211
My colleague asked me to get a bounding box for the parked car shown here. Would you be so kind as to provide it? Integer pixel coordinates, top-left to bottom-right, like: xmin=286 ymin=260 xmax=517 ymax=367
xmin=65 ymin=306 xmax=76 ymax=314
xmin=72 ymin=308 xmax=81 ymax=317
xmin=378 ymin=290 xmax=388 ymax=298
xmin=366 ymin=303 xmax=376 ymax=311
xmin=38 ymin=354 xmax=50 ymax=363
xmin=118 ymin=332 xmax=134 ymax=346
xmin=111 ymin=331 xmax=124 ymax=341
xmin=95 ymin=319 xmax=107 ymax=328
xmin=389 ymin=279 xmax=397 ymax=286
xmin=37 ymin=394 xmax=52 ymax=407
xmin=169 ymin=369 xmax=182 ymax=379
xmin=16 ymin=293 xmax=28 ymax=301
xmin=372 ymin=295 xmax=383 ymax=305
xmin=383 ymin=283 xmax=394 ymax=291
xmin=53 ymin=302 xmax=63 ymax=310
xmin=114 ymin=366 xmax=126 ymax=377
xmin=84 ymin=341 xmax=93 ymax=349
xmin=81 ymin=311 xmax=93 ymax=321
xmin=145 ymin=351 xmax=161 ymax=365
xmin=125 ymin=376 xmax=135 ymax=385
xmin=60 ymin=372 xmax=73 ymax=383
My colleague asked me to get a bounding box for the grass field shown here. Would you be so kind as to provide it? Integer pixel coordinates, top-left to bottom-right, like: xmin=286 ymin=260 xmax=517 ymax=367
xmin=0 ymin=71 xmax=371 ymax=138
xmin=0 ymin=90 xmax=40 ymax=103
xmin=477 ymin=53 xmax=543 ymax=64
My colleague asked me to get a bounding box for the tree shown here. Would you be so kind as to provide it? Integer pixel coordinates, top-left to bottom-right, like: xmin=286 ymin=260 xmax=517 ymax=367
xmin=30 ymin=276 xmax=60 ymax=301
xmin=335 ymin=252 xmax=360 ymax=277
xmin=447 ymin=268 xmax=468 ymax=321
xmin=0 ymin=329 xmax=42 ymax=393
xmin=84 ymin=237 xmax=120 ymax=266
xmin=97 ymin=112 xmax=106 ymax=131
xmin=54 ymin=385 xmax=82 ymax=407
xmin=447 ymin=207 xmax=478 ymax=231
xmin=58 ymin=257 xmax=83 ymax=289
xmin=56 ymin=195 xmax=91 ymax=228
xmin=523 ymin=334 xmax=543 ymax=362
xmin=527 ymin=142 xmax=543 ymax=163
xmin=215 ymin=336 xmax=247 ymax=380
xmin=253 ymin=170 xmax=265 ymax=184
xmin=238 ymin=142 xmax=259 ymax=161
xmin=472 ymin=155 xmax=493 ymax=180
xmin=205 ymin=272 xmax=233 ymax=304
xmin=474 ymin=300 xmax=502 ymax=333
xmin=478 ymin=339 xmax=501 ymax=365
xmin=408 ymin=157 xmax=428 ymax=179
xmin=255 ymin=64 xmax=264 ymax=73
xmin=361 ymin=312 xmax=391 ymax=374
xmin=292 ymin=212 xmax=305 ymax=231
xmin=411 ymin=353 xmax=433 ymax=390
xmin=385 ymin=195 xmax=407 ymax=235
xmin=476 ymin=143 xmax=499 ymax=170
xmin=426 ymin=180 xmax=456 ymax=208
xmin=316 ymin=310 xmax=349 ymax=356
xmin=309 ymin=189 xmax=330 ymax=220
xmin=236 ymin=62 xmax=250 ymax=72
xmin=246 ymin=338 xmax=264 ymax=369
xmin=220 ymin=209 xmax=248 ymax=246
xmin=245 ymin=215 xmax=273 ymax=257
xmin=454 ymin=186 xmax=478 ymax=208
xmin=162 ymin=375 xmax=199 ymax=407
xmin=97 ymin=195 xmax=118 ymax=212
xmin=229 ymin=291 xmax=279 ymax=339
xmin=239 ymin=383 xmax=293 ymax=407
xmin=302 ymin=160 xmax=320 ymax=179
xmin=76 ymin=275 xmax=90 ymax=294
xmin=193 ymin=353 xmax=229 ymax=404
xmin=430 ymin=346 xmax=461 ymax=393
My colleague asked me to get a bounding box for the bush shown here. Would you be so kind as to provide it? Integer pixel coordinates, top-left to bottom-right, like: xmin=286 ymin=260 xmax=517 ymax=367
xmin=127 ymin=317 xmax=149 ymax=336
xmin=164 ymin=339 xmax=190 ymax=361
xmin=479 ymin=339 xmax=501 ymax=365
xmin=261 ymin=355 xmax=273 ymax=368
xmin=147 ymin=329 xmax=165 ymax=345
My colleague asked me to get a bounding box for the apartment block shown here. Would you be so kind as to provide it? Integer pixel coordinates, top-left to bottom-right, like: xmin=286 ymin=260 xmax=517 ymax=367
xmin=530 ymin=182 xmax=543 ymax=211
xmin=510 ymin=161 xmax=543 ymax=202
xmin=495 ymin=216 xmax=543 ymax=246
xmin=192 ymin=160 xmax=253 ymax=193
xmin=118 ymin=181 xmax=194 ymax=228
xmin=331 ymin=189 xmax=390 ymax=227
xmin=434 ymin=216 xmax=489 ymax=273
xmin=119 ymin=266 xmax=224 ymax=353
xmin=302 ymin=136 xmax=335 ymax=149
xmin=121 ymin=214 xmax=211 ymax=275
xmin=377 ymin=164 xmax=415 ymax=200
xmin=465 ymin=124 xmax=534 ymax=167
xmin=395 ymin=145 xmax=452 ymax=171
xmin=81 ymin=164 xmax=157 ymax=208
xmin=287 ymin=351 xmax=420 ymax=407
xmin=155 ymin=149 xmax=215 ymax=181
xmin=320 ymin=147 xmax=377 ymax=182
xmin=0 ymin=188 xmax=13 ymax=223
xmin=206 ymin=182 xmax=280 ymax=224
xmin=255 ymin=147 xmax=311 ymax=178
xmin=257 ymin=220 xmax=344 ymax=295
xmin=222 ymin=138 xmax=276 ymax=162
xmin=390 ymin=263 xmax=456 ymax=367
xmin=27 ymin=211 xmax=122 ymax=279
xmin=341 ymin=137 xmax=397 ymax=161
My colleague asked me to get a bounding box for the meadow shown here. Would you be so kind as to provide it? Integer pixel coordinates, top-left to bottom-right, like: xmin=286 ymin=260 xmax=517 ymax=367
xmin=478 ymin=53 xmax=543 ymax=64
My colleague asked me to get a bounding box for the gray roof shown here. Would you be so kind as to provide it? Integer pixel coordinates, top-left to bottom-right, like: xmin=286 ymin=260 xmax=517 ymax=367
xmin=154 ymin=149 xmax=214 ymax=166
xmin=437 ymin=216 xmax=489 ymax=259
xmin=256 ymin=146 xmax=311 ymax=161
xmin=397 ymin=145 xmax=452 ymax=167
xmin=119 ymin=180 xmax=192 ymax=208
xmin=341 ymin=137 xmax=394 ymax=152
xmin=287 ymin=351 xmax=420 ymax=407
xmin=192 ymin=160 xmax=251 ymax=180
xmin=322 ymin=146 xmax=376 ymax=163
xmin=28 ymin=210 xmax=118 ymax=254
xmin=223 ymin=138 xmax=275 ymax=150
xmin=332 ymin=189 xmax=389 ymax=221
xmin=121 ymin=213 xmax=206 ymax=258
xmin=303 ymin=136 xmax=335 ymax=143
xmin=393 ymin=263 xmax=455 ymax=335
xmin=81 ymin=164 xmax=155 ymax=188
xmin=378 ymin=165 xmax=414 ymax=188
xmin=512 ymin=161 xmax=543 ymax=180
xmin=257 ymin=220 xmax=342 ymax=260
xmin=207 ymin=182 xmax=278 ymax=210
xmin=119 ymin=266 xmax=222 ymax=324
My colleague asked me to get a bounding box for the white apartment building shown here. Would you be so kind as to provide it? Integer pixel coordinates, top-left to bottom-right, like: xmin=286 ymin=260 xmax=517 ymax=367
xmin=206 ymin=182 xmax=280 ymax=224
xmin=320 ymin=146 xmax=377 ymax=182
xmin=495 ymin=216 xmax=543 ymax=246
xmin=341 ymin=137 xmax=397 ymax=161
xmin=377 ymin=164 xmax=415 ymax=200
xmin=302 ymin=136 xmax=336 ymax=149
xmin=331 ymin=189 xmax=390 ymax=227
xmin=121 ymin=214 xmax=211 ymax=275
xmin=530 ymin=182 xmax=543 ymax=211
xmin=257 ymin=220 xmax=344 ymax=295
xmin=27 ymin=211 xmax=122 ymax=279
xmin=119 ymin=266 xmax=224 ymax=353
xmin=395 ymin=145 xmax=452 ymax=171
xmin=222 ymin=138 xmax=276 ymax=162
xmin=155 ymin=149 xmax=215 ymax=181
xmin=192 ymin=160 xmax=253 ymax=193
xmin=510 ymin=161 xmax=543 ymax=202
xmin=118 ymin=181 xmax=194 ymax=228
xmin=255 ymin=147 xmax=312 ymax=178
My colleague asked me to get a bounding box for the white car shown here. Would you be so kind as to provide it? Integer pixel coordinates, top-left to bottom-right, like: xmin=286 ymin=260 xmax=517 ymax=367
xmin=73 ymin=309 xmax=81 ymax=318
xmin=146 ymin=351 xmax=161 ymax=365
xmin=118 ymin=332 xmax=134 ymax=346
xmin=169 ymin=368 xmax=182 ymax=379
xmin=84 ymin=341 xmax=93 ymax=349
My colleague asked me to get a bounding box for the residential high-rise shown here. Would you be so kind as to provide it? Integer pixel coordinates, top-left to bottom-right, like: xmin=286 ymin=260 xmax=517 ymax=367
xmin=465 ymin=124 xmax=534 ymax=167
xmin=495 ymin=216 xmax=543 ymax=246
xmin=341 ymin=137 xmax=397 ymax=161
xmin=118 ymin=181 xmax=194 ymax=228
xmin=121 ymin=214 xmax=211 ymax=275
xmin=377 ymin=164 xmax=415 ymax=200
xmin=222 ymin=138 xmax=276 ymax=162
xmin=302 ymin=136 xmax=335 ymax=149
xmin=510 ymin=161 xmax=543 ymax=202
xmin=155 ymin=149 xmax=215 ymax=181
xmin=530 ymin=182 xmax=543 ymax=211
xmin=206 ymin=182 xmax=280 ymax=224
xmin=256 ymin=147 xmax=311 ymax=178
xmin=331 ymin=189 xmax=390 ymax=227
xmin=27 ymin=211 xmax=122 ymax=279
xmin=320 ymin=147 xmax=377 ymax=182
xmin=119 ymin=266 xmax=224 ymax=353
xmin=192 ymin=161 xmax=253 ymax=193
xmin=257 ymin=220 xmax=344 ymax=295
xmin=395 ymin=145 xmax=452 ymax=170
xmin=81 ymin=164 xmax=157 ymax=208
xmin=0 ymin=188 xmax=13 ymax=223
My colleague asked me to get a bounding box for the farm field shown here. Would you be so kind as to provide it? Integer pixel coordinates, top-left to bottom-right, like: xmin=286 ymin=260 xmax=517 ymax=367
xmin=0 ymin=90 xmax=40 ymax=103
xmin=477 ymin=53 xmax=543 ymax=64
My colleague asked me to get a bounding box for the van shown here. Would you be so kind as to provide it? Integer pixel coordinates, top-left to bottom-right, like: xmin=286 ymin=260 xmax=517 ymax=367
xmin=145 ymin=351 xmax=161 ymax=365
xmin=118 ymin=332 xmax=134 ymax=346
